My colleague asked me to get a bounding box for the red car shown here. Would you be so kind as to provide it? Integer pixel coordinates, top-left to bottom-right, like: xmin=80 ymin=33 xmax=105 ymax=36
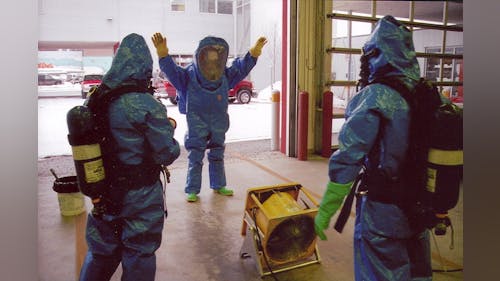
xmin=450 ymin=95 xmax=463 ymax=104
xmin=81 ymin=74 xmax=103 ymax=99
xmin=153 ymin=79 xmax=178 ymax=105
xmin=228 ymin=80 xmax=257 ymax=104
xmin=154 ymin=79 xmax=257 ymax=105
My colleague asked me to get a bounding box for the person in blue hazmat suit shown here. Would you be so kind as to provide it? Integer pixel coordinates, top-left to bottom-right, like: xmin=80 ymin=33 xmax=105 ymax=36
xmin=314 ymin=16 xmax=433 ymax=281
xmin=151 ymin=32 xmax=267 ymax=202
xmin=79 ymin=33 xmax=180 ymax=281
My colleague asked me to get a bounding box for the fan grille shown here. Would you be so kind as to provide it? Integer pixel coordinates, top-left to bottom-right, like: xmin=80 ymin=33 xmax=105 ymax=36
xmin=265 ymin=215 xmax=316 ymax=263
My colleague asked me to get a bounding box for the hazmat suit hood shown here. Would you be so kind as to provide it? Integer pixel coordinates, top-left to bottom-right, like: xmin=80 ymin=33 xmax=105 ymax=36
xmin=362 ymin=15 xmax=420 ymax=85
xmin=101 ymin=33 xmax=153 ymax=91
xmin=193 ymin=36 xmax=229 ymax=89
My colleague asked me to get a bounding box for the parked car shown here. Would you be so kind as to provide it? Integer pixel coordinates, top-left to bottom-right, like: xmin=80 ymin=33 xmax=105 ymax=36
xmin=154 ymin=79 xmax=257 ymax=105
xmin=38 ymin=74 xmax=63 ymax=86
xmin=81 ymin=74 xmax=103 ymax=99
xmin=228 ymin=80 xmax=257 ymax=104
xmin=153 ymin=78 xmax=178 ymax=105
xmin=450 ymin=95 xmax=463 ymax=104
xmin=66 ymin=73 xmax=83 ymax=84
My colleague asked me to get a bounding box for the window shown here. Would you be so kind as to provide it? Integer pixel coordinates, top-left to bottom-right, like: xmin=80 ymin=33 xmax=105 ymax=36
xmin=217 ymin=0 xmax=233 ymax=14
xmin=424 ymin=47 xmax=462 ymax=82
xmin=328 ymin=1 xmax=462 ymax=105
xmin=39 ymin=0 xmax=45 ymax=15
xmin=425 ymin=46 xmax=463 ymax=98
xmin=200 ymin=0 xmax=215 ymax=13
xmin=424 ymin=47 xmax=452 ymax=81
xmin=200 ymin=0 xmax=232 ymax=14
xmin=171 ymin=0 xmax=185 ymax=12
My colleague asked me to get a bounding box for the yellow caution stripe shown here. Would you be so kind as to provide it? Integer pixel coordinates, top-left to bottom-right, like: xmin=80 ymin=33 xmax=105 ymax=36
xmin=428 ymin=148 xmax=463 ymax=166
xmin=271 ymin=92 xmax=280 ymax=102
xmin=71 ymin=144 xmax=102 ymax=161
xmin=83 ymin=159 xmax=105 ymax=183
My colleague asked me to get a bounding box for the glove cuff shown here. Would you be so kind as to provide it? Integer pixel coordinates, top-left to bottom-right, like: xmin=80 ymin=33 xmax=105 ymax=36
xmin=317 ymin=181 xmax=353 ymax=216
xmin=156 ymin=49 xmax=168 ymax=59
xmin=326 ymin=181 xmax=352 ymax=195
xmin=157 ymin=47 xmax=169 ymax=58
xmin=249 ymin=48 xmax=260 ymax=58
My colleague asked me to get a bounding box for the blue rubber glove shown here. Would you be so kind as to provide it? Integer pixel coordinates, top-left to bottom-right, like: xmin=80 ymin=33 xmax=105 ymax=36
xmin=314 ymin=181 xmax=352 ymax=240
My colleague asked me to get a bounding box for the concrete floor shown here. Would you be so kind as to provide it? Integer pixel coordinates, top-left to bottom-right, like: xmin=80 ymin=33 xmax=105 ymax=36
xmin=38 ymin=139 xmax=463 ymax=281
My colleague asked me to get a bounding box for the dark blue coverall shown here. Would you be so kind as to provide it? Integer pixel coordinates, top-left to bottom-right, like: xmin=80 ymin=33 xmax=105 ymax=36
xmin=79 ymin=33 xmax=180 ymax=281
xmin=328 ymin=16 xmax=432 ymax=280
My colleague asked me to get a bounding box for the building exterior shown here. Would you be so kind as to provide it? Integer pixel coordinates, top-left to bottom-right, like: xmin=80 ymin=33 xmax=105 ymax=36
xmin=332 ymin=29 xmax=463 ymax=101
xmin=38 ymin=0 xmax=282 ymax=91
xmin=38 ymin=0 xmax=462 ymax=156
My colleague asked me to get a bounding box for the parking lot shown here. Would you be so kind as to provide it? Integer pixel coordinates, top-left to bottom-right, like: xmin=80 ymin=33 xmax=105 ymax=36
xmin=38 ymin=93 xmax=274 ymax=158
xmin=38 ymin=84 xmax=346 ymax=158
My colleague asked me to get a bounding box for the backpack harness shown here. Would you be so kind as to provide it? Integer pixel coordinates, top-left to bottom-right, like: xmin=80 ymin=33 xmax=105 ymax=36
xmin=334 ymin=78 xmax=463 ymax=235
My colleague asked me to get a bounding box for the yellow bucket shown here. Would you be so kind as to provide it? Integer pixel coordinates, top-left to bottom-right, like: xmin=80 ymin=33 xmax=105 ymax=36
xmin=52 ymin=176 xmax=86 ymax=216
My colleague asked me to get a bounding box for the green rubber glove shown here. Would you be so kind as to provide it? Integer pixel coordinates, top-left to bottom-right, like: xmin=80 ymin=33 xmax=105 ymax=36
xmin=314 ymin=181 xmax=352 ymax=240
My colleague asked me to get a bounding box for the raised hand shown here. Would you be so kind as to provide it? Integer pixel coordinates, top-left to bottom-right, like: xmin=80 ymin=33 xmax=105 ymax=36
xmin=151 ymin=32 xmax=169 ymax=58
xmin=249 ymin=36 xmax=268 ymax=58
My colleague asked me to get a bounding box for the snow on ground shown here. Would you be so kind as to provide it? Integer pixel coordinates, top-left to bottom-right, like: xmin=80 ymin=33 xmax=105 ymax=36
xmin=256 ymin=80 xmax=345 ymax=133
xmin=38 ymin=81 xmax=345 ymax=158
xmin=38 ymin=82 xmax=82 ymax=97
xmin=256 ymin=81 xmax=282 ymax=102
xmin=256 ymin=80 xmax=347 ymax=109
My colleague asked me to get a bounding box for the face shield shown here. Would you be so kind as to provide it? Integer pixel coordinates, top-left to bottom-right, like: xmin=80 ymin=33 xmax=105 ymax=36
xmin=197 ymin=44 xmax=228 ymax=81
xmin=357 ymin=47 xmax=380 ymax=90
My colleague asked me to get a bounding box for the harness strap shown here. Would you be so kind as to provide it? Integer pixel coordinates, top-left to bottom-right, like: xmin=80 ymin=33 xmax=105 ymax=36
xmin=333 ymin=172 xmax=366 ymax=233
xmin=110 ymin=162 xmax=161 ymax=189
xmin=86 ymin=82 xmax=162 ymax=216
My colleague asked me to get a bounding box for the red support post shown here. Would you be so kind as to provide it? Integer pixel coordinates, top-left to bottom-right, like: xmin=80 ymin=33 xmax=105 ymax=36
xmin=322 ymin=91 xmax=333 ymax=158
xmin=280 ymin=0 xmax=288 ymax=154
xmin=271 ymin=90 xmax=280 ymax=151
xmin=297 ymin=91 xmax=309 ymax=161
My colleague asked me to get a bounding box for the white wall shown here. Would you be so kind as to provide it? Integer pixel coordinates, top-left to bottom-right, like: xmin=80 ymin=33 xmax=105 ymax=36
xmin=39 ymin=0 xmax=287 ymax=91
xmin=39 ymin=0 xmax=117 ymax=42
xmin=330 ymin=35 xmax=367 ymax=100
xmin=39 ymin=0 xmax=235 ymax=70
xmin=413 ymin=29 xmax=463 ymax=77
xmin=250 ymin=0 xmax=282 ymax=91
xmin=413 ymin=29 xmax=463 ymax=52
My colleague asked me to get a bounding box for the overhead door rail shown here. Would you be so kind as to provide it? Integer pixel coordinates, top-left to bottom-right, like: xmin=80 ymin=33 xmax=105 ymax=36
xmin=327 ymin=13 xmax=462 ymax=32
xmin=325 ymin=5 xmax=463 ymax=88
xmin=325 ymin=47 xmax=463 ymax=88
